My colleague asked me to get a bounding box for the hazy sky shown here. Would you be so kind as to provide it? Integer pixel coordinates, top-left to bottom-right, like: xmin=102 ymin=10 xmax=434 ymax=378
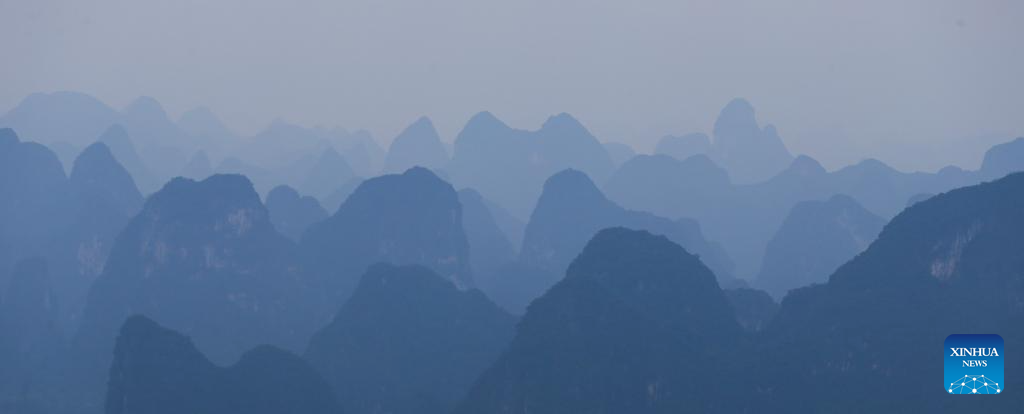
xmin=2 ymin=0 xmax=1022 ymax=171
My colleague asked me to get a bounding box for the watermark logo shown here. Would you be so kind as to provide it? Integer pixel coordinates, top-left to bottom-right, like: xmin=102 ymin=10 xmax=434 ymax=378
xmin=945 ymin=334 xmax=1003 ymax=395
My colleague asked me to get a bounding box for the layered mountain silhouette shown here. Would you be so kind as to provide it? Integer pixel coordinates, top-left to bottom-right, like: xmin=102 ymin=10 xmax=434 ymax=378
xmin=756 ymin=194 xmax=885 ymax=299
xmin=300 ymin=167 xmax=473 ymax=319
xmin=605 ymin=150 xmax=979 ymax=277
xmin=486 ymin=168 xmax=734 ymax=313
xmin=384 ymin=116 xmax=449 ymax=173
xmin=525 ymin=169 xmax=733 ymax=278
xmin=265 ymin=185 xmax=328 ymax=241
xmin=320 ymin=177 xmax=365 ymax=214
xmin=457 ymin=228 xmax=745 ymax=413
xmin=97 ymin=125 xmax=161 ymax=194
xmin=54 ymin=142 xmax=145 ymax=323
xmin=106 ymin=315 xmax=342 ymax=414
xmin=457 ymin=189 xmax=516 ymax=294
xmin=709 ymin=98 xmax=793 ymax=184
xmin=299 ymin=147 xmax=356 ymax=201
xmin=0 ymin=258 xmax=64 ymax=398
xmin=756 ymin=172 xmax=1024 ymax=412
xmin=304 ymin=264 xmax=515 ymax=414
xmin=0 ymin=130 xmax=146 ymax=334
xmin=602 ymin=141 xmax=636 ymax=167
xmin=0 ymin=129 xmax=71 ymax=293
xmin=0 ymin=92 xmax=119 ymax=149
xmin=724 ymin=287 xmax=778 ymax=332
xmin=448 ymin=111 xmax=615 ymax=217
xmin=979 ymin=136 xmax=1024 ymax=180
xmin=74 ymin=174 xmax=312 ymax=400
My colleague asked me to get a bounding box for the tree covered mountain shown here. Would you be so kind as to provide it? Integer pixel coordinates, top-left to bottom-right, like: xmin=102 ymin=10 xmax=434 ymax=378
xmin=305 ymin=264 xmax=514 ymax=414
xmin=457 ymin=228 xmax=745 ymax=413
xmin=106 ymin=315 xmax=342 ymax=414
xmin=756 ymin=194 xmax=886 ymax=299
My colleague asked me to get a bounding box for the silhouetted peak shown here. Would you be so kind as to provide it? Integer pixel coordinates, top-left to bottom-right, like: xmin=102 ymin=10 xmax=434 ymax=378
xmin=123 ymin=96 xmax=169 ymax=122
xmin=117 ymin=314 xmax=186 ymax=345
xmin=539 ymin=168 xmax=607 ymax=205
xmin=354 ymin=263 xmax=458 ymax=298
xmin=99 ymin=124 xmax=132 ymax=144
xmin=74 ymin=141 xmax=116 ymax=165
xmin=568 ymin=228 xmax=717 ymax=290
xmin=713 ymin=98 xmax=756 ymax=134
xmin=847 ymin=158 xmax=899 ymax=175
xmin=404 ymin=115 xmax=436 ymax=133
xmin=540 ymin=112 xmax=587 ymax=134
xmin=148 ymin=174 xmax=263 ymax=220
xmin=786 ymin=155 xmax=827 ymax=176
xmin=389 ymin=116 xmax=440 ymax=146
xmin=318 ymin=146 xmax=344 ymax=164
xmin=980 ymin=137 xmax=1024 ymax=179
xmin=0 ymin=128 xmax=18 ymax=146
xmin=461 ymin=111 xmax=510 ymax=136
xmin=680 ymin=153 xmax=722 ymax=171
xmin=70 ymin=142 xmax=139 ymax=197
xmin=385 ymin=116 xmax=448 ymax=172
xmin=267 ymin=185 xmax=301 ymax=203
xmin=71 ymin=142 xmax=118 ymax=175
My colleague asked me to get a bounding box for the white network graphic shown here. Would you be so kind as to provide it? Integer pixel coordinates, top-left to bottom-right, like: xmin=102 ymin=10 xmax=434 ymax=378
xmin=948 ymin=375 xmax=1001 ymax=394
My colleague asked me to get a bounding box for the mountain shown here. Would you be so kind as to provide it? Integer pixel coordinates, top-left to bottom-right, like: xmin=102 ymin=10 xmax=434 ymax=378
xmin=384 ymin=116 xmax=449 ymax=173
xmin=709 ymin=98 xmax=793 ymax=184
xmin=0 ymin=258 xmax=64 ymax=396
xmin=456 ymin=228 xmax=744 ymax=413
xmin=654 ymin=132 xmax=711 ymax=161
xmin=604 ymin=150 xmax=981 ymax=278
xmin=98 ymin=125 xmax=162 ymax=193
xmin=299 ymin=147 xmax=356 ymax=200
xmin=265 ymin=185 xmax=328 ymax=241
xmin=300 ymin=167 xmax=473 ymax=316
xmin=457 ymin=189 xmax=516 ymax=295
xmin=602 ymin=141 xmax=636 ymax=167
xmin=448 ymin=111 xmax=615 ymax=217
xmin=0 ymin=129 xmax=71 ymax=292
xmin=320 ymin=177 xmax=364 ymax=214
xmin=755 ymin=194 xmax=886 ymax=299
xmin=55 ymin=142 xmax=145 ymax=323
xmin=106 ymin=315 xmax=342 ymax=414
xmin=74 ymin=174 xmax=311 ymax=398
xmin=604 ymin=153 xmax=733 ymax=220
xmin=0 ymin=91 xmax=119 ymax=148
xmin=724 ymin=287 xmax=778 ymax=332
xmin=522 ymin=169 xmax=733 ymax=285
xmin=756 ymin=172 xmax=1024 ymax=412
xmin=304 ymin=264 xmax=515 ymax=414
xmin=119 ymin=96 xmax=192 ymax=178
xmin=979 ymin=136 xmax=1024 ymax=180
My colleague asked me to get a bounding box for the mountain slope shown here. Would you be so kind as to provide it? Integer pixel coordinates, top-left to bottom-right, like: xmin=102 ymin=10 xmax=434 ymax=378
xmin=457 ymin=228 xmax=744 ymax=413
xmin=305 ymin=264 xmax=514 ymax=414
xmin=106 ymin=315 xmax=342 ymax=414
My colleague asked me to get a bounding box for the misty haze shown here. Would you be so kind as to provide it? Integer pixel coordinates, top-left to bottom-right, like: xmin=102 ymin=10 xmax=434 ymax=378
xmin=0 ymin=1 xmax=1022 ymax=413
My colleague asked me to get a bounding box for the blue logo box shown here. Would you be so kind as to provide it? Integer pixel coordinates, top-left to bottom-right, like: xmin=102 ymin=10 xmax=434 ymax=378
xmin=945 ymin=334 xmax=1003 ymax=395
